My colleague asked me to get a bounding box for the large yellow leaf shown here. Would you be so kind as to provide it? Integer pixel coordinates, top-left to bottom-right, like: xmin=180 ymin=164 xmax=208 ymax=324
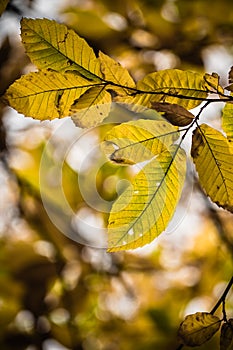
xmin=107 ymin=146 xmax=186 ymax=251
xmin=71 ymin=86 xmax=111 ymax=128
xmin=103 ymin=119 xmax=179 ymax=165
xmin=21 ymin=18 xmax=102 ymax=81
xmin=191 ymin=124 xmax=233 ymax=212
xmin=222 ymin=102 xmax=233 ymax=141
xmin=121 ymin=69 xmax=208 ymax=110
xmin=5 ymin=70 xmax=99 ymax=120
xmin=99 ymin=51 xmax=136 ymax=95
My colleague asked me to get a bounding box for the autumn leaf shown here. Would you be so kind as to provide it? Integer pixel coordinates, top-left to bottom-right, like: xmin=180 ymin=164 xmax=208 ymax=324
xmin=103 ymin=119 xmax=179 ymax=165
xmin=226 ymin=66 xmax=233 ymax=91
xmin=120 ymin=69 xmax=208 ymax=110
xmin=21 ymin=18 xmax=102 ymax=80
xmin=71 ymin=86 xmax=111 ymax=128
xmin=0 ymin=0 xmax=9 ymax=16
xmin=107 ymin=145 xmax=186 ymax=251
xmin=99 ymin=51 xmax=136 ymax=95
xmin=204 ymin=72 xmax=224 ymax=95
xmin=151 ymin=102 xmax=194 ymax=126
xmin=5 ymin=70 xmax=99 ymax=120
xmin=178 ymin=312 xmax=221 ymax=347
xmin=222 ymin=102 xmax=233 ymax=141
xmin=191 ymin=124 xmax=233 ymax=212
xmin=220 ymin=320 xmax=233 ymax=350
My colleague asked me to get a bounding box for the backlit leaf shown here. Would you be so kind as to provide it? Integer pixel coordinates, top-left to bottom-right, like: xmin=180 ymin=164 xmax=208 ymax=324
xmin=99 ymin=51 xmax=136 ymax=95
xmin=222 ymin=102 xmax=233 ymax=141
xmin=178 ymin=312 xmax=221 ymax=347
xmin=191 ymin=124 xmax=233 ymax=212
xmin=220 ymin=320 xmax=233 ymax=350
xmin=21 ymin=18 xmax=102 ymax=80
xmin=151 ymin=102 xmax=194 ymax=126
xmin=204 ymin=72 xmax=224 ymax=95
xmin=0 ymin=0 xmax=9 ymax=16
xmin=5 ymin=70 xmax=98 ymax=120
xmin=107 ymin=145 xmax=186 ymax=251
xmin=71 ymin=86 xmax=111 ymax=128
xmin=121 ymin=69 xmax=208 ymax=110
xmin=226 ymin=66 xmax=233 ymax=91
xmin=103 ymin=119 xmax=179 ymax=165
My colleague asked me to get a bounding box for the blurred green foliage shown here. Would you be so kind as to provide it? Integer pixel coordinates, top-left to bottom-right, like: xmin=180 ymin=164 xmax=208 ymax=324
xmin=0 ymin=0 xmax=233 ymax=349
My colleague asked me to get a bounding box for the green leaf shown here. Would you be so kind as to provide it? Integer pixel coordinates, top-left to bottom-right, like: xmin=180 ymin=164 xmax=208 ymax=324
xmin=222 ymin=102 xmax=233 ymax=141
xmin=21 ymin=18 xmax=102 ymax=81
xmin=120 ymin=69 xmax=208 ymax=110
xmin=178 ymin=312 xmax=221 ymax=347
xmin=191 ymin=124 xmax=233 ymax=213
xmin=71 ymin=86 xmax=111 ymax=128
xmin=0 ymin=0 xmax=9 ymax=16
xmin=151 ymin=102 xmax=194 ymax=126
xmin=5 ymin=70 xmax=98 ymax=120
xmin=220 ymin=320 xmax=233 ymax=350
xmin=204 ymin=72 xmax=224 ymax=95
xmin=99 ymin=51 xmax=135 ymax=95
xmin=103 ymin=119 xmax=179 ymax=165
xmin=107 ymin=145 xmax=186 ymax=251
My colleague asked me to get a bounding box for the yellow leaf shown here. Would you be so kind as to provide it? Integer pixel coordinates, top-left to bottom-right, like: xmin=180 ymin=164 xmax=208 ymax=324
xmin=222 ymin=102 xmax=233 ymax=141
xmin=107 ymin=146 xmax=186 ymax=251
xmin=204 ymin=72 xmax=224 ymax=95
xmin=178 ymin=312 xmax=221 ymax=347
xmin=99 ymin=51 xmax=136 ymax=95
xmin=0 ymin=0 xmax=9 ymax=16
xmin=5 ymin=70 xmax=98 ymax=120
xmin=103 ymin=119 xmax=179 ymax=165
xmin=151 ymin=102 xmax=195 ymax=126
xmin=21 ymin=18 xmax=102 ymax=81
xmin=71 ymin=86 xmax=111 ymax=128
xmin=122 ymin=69 xmax=208 ymax=110
xmin=191 ymin=124 xmax=233 ymax=212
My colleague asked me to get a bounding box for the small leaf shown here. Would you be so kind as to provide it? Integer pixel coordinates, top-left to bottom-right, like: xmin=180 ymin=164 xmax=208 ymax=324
xmin=204 ymin=72 xmax=224 ymax=95
xmin=0 ymin=0 xmax=9 ymax=16
xmin=226 ymin=67 xmax=233 ymax=91
xmin=121 ymin=69 xmax=208 ymax=110
xmin=151 ymin=102 xmax=194 ymax=126
xmin=191 ymin=124 xmax=233 ymax=213
xmin=99 ymin=51 xmax=136 ymax=95
xmin=5 ymin=70 xmax=97 ymax=120
xmin=178 ymin=312 xmax=221 ymax=347
xmin=71 ymin=86 xmax=111 ymax=128
xmin=103 ymin=119 xmax=179 ymax=165
xmin=220 ymin=320 xmax=233 ymax=350
xmin=21 ymin=18 xmax=102 ymax=81
xmin=107 ymin=146 xmax=186 ymax=251
xmin=222 ymin=102 xmax=233 ymax=141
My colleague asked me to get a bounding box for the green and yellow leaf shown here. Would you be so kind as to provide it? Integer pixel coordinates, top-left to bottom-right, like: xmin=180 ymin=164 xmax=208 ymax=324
xmin=99 ymin=51 xmax=135 ymax=95
xmin=5 ymin=70 xmax=98 ymax=120
xmin=204 ymin=72 xmax=224 ymax=95
xmin=120 ymin=69 xmax=208 ymax=111
xmin=21 ymin=18 xmax=102 ymax=80
xmin=71 ymin=86 xmax=111 ymax=128
xmin=103 ymin=119 xmax=179 ymax=165
xmin=191 ymin=124 xmax=233 ymax=212
xmin=220 ymin=320 xmax=233 ymax=350
xmin=151 ymin=102 xmax=194 ymax=126
xmin=178 ymin=312 xmax=221 ymax=347
xmin=107 ymin=145 xmax=186 ymax=251
xmin=222 ymin=102 xmax=233 ymax=141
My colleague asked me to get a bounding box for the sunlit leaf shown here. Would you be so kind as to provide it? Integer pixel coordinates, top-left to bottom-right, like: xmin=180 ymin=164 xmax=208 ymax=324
xmin=71 ymin=86 xmax=111 ymax=127
xmin=222 ymin=102 xmax=233 ymax=141
xmin=103 ymin=119 xmax=179 ymax=165
xmin=151 ymin=102 xmax=194 ymax=126
xmin=204 ymin=72 xmax=224 ymax=95
xmin=21 ymin=18 xmax=102 ymax=80
xmin=178 ymin=312 xmax=221 ymax=347
xmin=220 ymin=320 xmax=233 ymax=350
xmin=191 ymin=124 xmax=233 ymax=212
xmin=0 ymin=0 xmax=9 ymax=16
xmin=121 ymin=69 xmax=208 ymax=110
xmin=107 ymin=145 xmax=186 ymax=251
xmin=5 ymin=70 xmax=98 ymax=120
xmin=99 ymin=51 xmax=135 ymax=95
xmin=226 ymin=66 xmax=233 ymax=91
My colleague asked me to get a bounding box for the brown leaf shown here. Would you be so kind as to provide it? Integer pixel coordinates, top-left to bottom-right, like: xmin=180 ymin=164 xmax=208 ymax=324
xmin=151 ymin=102 xmax=194 ymax=126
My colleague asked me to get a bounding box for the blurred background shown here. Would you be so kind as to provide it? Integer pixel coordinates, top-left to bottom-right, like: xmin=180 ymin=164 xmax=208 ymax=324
xmin=0 ymin=0 xmax=233 ymax=349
